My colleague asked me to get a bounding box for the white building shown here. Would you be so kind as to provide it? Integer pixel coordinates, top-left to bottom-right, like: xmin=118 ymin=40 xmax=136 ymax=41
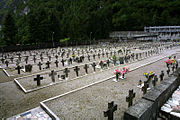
xmin=144 ymin=26 xmax=180 ymax=41
xmin=109 ymin=31 xmax=158 ymax=42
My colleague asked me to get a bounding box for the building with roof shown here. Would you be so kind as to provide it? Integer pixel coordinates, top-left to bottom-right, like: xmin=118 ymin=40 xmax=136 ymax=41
xmin=109 ymin=31 xmax=158 ymax=42
xmin=144 ymin=26 xmax=180 ymax=41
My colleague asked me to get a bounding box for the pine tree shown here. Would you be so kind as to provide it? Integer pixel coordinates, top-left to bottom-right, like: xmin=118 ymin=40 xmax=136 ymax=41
xmin=2 ymin=13 xmax=18 ymax=45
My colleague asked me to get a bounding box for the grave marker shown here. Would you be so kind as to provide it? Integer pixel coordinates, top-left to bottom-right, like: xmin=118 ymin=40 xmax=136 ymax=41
xmin=49 ymin=70 xmax=57 ymax=82
xmin=84 ymin=64 xmax=89 ymax=74
xmin=104 ymin=101 xmax=117 ymax=120
xmin=142 ymin=81 xmax=149 ymax=94
xmin=64 ymin=68 xmax=70 ymax=78
xmin=74 ymin=66 xmax=80 ymax=77
xmin=34 ymin=74 xmax=43 ymax=86
xmin=126 ymin=89 xmax=136 ymax=107
xmin=40 ymin=56 xmax=43 ymax=62
xmin=93 ymin=54 xmax=96 ymax=60
xmin=5 ymin=60 xmax=9 ymax=67
xmin=38 ymin=62 xmax=42 ymax=70
xmin=10 ymin=57 xmax=14 ymax=63
xmin=33 ymin=55 xmax=36 ymax=63
xmin=46 ymin=61 xmax=51 ymax=69
xmin=55 ymin=60 xmax=59 ymax=67
xmin=61 ymin=59 xmax=65 ymax=66
xmin=88 ymin=55 xmax=90 ymax=61
xmin=159 ymin=71 xmax=164 ymax=81
xmin=15 ymin=65 xmax=22 ymax=74
xmin=92 ymin=62 xmax=96 ymax=72
xmin=25 ymin=64 xmax=32 ymax=72
xmin=152 ymin=75 xmax=158 ymax=87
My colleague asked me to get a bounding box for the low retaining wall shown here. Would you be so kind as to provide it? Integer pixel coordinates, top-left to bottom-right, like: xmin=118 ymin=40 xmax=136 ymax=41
xmin=124 ymin=69 xmax=180 ymax=120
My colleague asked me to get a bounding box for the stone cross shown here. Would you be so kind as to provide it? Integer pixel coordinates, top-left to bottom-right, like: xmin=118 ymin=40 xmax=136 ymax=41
xmin=10 ymin=57 xmax=14 ymax=63
xmin=119 ymin=57 xmax=124 ymax=64
xmin=55 ymin=60 xmax=59 ymax=67
xmin=98 ymin=53 xmax=100 ymax=59
xmin=106 ymin=52 xmax=109 ymax=57
xmin=93 ymin=54 xmax=96 ymax=60
xmin=115 ymin=72 xmax=120 ymax=81
xmin=49 ymin=70 xmax=57 ymax=82
xmin=38 ymin=62 xmax=42 ymax=70
xmin=99 ymin=61 xmax=104 ymax=69
xmin=69 ymin=58 xmax=72 ymax=64
xmin=46 ymin=61 xmax=51 ymax=69
xmin=126 ymin=89 xmax=136 ymax=107
xmin=92 ymin=62 xmax=96 ymax=72
xmin=176 ymin=61 xmax=178 ymax=70
xmin=172 ymin=65 xmax=175 ymax=73
xmin=5 ymin=60 xmax=9 ymax=67
xmin=110 ymin=51 xmax=112 ymax=56
xmin=152 ymin=75 xmax=158 ymax=87
xmin=88 ymin=55 xmax=90 ymax=61
xmin=34 ymin=74 xmax=43 ymax=86
xmin=16 ymin=59 xmax=20 ymax=65
xmin=102 ymin=52 xmax=104 ymax=57
xmin=142 ymin=81 xmax=149 ymax=94
xmin=107 ymin=60 xmax=110 ymax=67
xmin=61 ymin=59 xmax=65 ymax=66
xmin=40 ymin=56 xmax=43 ymax=62
xmin=159 ymin=70 xmax=164 ymax=81
xmin=64 ymin=68 xmax=70 ymax=78
xmin=84 ymin=64 xmax=89 ymax=74
xmin=55 ymin=55 xmax=58 ymax=60
xmin=136 ymin=54 xmax=138 ymax=60
xmin=18 ymin=56 xmax=21 ymax=62
xmin=74 ymin=66 xmax=80 ymax=77
xmin=15 ymin=65 xmax=22 ymax=74
xmin=33 ymin=55 xmax=36 ymax=63
xmin=104 ymin=101 xmax=117 ymax=120
xmin=25 ymin=56 xmax=28 ymax=64
xmin=48 ymin=56 xmax=51 ymax=61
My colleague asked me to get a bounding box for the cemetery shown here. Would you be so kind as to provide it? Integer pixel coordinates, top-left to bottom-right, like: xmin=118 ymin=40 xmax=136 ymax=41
xmin=0 ymin=40 xmax=180 ymax=120
xmin=0 ymin=0 xmax=180 ymax=119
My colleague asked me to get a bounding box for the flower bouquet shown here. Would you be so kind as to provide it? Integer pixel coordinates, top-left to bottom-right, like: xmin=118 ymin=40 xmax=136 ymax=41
xmin=120 ymin=67 xmax=129 ymax=79
xmin=164 ymin=57 xmax=176 ymax=68
xmin=143 ymin=71 xmax=155 ymax=82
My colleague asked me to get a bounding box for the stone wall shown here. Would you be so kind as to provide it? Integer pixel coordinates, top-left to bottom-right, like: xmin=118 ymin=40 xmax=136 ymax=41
xmin=123 ymin=69 xmax=180 ymax=120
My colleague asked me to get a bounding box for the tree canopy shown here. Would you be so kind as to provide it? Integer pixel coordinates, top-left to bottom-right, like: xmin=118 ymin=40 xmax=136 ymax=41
xmin=0 ymin=0 xmax=179 ymax=46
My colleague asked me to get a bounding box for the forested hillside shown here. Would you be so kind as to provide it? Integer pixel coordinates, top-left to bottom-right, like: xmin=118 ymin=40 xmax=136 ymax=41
xmin=0 ymin=0 xmax=180 ymax=46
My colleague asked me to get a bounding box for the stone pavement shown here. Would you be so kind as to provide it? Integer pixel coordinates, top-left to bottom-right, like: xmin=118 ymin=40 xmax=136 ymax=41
xmin=7 ymin=107 xmax=51 ymax=120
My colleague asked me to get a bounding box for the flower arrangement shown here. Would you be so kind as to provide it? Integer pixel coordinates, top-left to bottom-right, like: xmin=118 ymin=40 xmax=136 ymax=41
xmin=144 ymin=71 xmax=154 ymax=79
xmin=164 ymin=58 xmax=176 ymax=65
xmin=120 ymin=67 xmax=129 ymax=74
xmin=113 ymin=67 xmax=129 ymax=81
xmin=171 ymin=58 xmax=176 ymax=64
xmin=72 ymin=54 xmax=75 ymax=58
xmin=114 ymin=69 xmax=121 ymax=74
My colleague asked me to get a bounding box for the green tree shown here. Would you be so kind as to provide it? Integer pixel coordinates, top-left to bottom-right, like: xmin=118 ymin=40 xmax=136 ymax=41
xmin=2 ymin=13 xmax=18 ymax=45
